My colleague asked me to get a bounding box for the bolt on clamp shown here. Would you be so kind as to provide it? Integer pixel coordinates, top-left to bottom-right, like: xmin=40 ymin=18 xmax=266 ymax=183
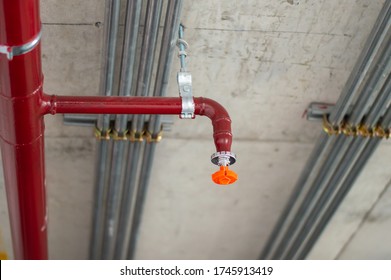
xmin=322 ymin=114 xmax=390 ymax=139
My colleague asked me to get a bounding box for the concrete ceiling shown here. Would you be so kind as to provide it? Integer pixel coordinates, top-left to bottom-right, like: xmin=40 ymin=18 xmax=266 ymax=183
xmin=1 ymin=0 xmax=391 ymax=259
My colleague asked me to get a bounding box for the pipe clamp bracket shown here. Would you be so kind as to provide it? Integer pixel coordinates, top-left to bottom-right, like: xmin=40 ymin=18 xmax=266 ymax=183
xmin=178 ymin=71 xmax=195 ymax=119
xmin=0 ymin=31 xmax=42 ymax=60
xmin=211 ymin=151 xmax=237 ymax=166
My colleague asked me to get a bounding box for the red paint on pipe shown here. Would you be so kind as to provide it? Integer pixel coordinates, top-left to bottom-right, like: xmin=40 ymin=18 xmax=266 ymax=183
xmin=0 ymin=0 xmax=48 ymax=259
xmin=41 ymin=94 xmax=233 ymax=153
xmin=41 ymin=95 xmax=183 ymax=115
xmin=194 ymin=97 xmax=233 ymax=153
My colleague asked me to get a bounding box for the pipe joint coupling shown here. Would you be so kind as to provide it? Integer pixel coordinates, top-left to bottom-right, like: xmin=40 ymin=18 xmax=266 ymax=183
xmin=0 ymin=31 xmax=42 ymax=60
xmin=211 ymin=151 xmax=236 ymax=166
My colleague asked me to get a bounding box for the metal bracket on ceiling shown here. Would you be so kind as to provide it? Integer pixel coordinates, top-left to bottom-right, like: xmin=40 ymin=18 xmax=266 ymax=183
xmin=306 ymin=102 xmax=335 ymax=121
xmin=63 ymin=114 xmax=173 ymax=142
xmin=0 ymin=31 xmax=42 ymax=60
xmin=307 ymin=102 xmax=391 ymax=139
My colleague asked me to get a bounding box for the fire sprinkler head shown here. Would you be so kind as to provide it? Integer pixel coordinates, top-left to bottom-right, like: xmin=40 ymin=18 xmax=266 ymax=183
xmin=211 ymin=151 xmax=237 ymax=185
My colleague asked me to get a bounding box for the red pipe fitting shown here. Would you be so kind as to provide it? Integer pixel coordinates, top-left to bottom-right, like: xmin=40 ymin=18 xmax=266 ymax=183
xmin=41 ymin=94 xmax=238 ymax=185
xmin=194 ymin=97 xmax=232 ymax=153
xmin=41 ymin=94 xmax=234 ymax=155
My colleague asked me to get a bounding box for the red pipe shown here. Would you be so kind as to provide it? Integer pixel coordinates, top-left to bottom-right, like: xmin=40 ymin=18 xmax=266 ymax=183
xmin=0 ymin=0 xmax=234 ymax=259
xmin=41 ymin=95 xmax=233 ymax=152
xmin=0 ymin=0 xmax=47 ymax=259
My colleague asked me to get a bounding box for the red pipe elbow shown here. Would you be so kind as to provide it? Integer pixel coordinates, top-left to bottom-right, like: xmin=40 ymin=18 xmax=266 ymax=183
xmin=40 ymin=95 xmax=234 ymax=155
xmin=194 ymin=97 xmax=233 ymax=153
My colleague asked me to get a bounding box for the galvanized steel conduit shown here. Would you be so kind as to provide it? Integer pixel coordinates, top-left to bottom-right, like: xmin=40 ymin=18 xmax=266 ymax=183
xmin=261 ymin=1 xmax=391 ymax=260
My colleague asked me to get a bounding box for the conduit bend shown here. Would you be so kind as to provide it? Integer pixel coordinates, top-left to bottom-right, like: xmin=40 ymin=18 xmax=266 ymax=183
xmin=41 ymin=94 xmax=237 ymax=184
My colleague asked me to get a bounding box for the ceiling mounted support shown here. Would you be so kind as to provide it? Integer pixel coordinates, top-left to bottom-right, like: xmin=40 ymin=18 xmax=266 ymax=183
xmin=177 ymin=24 xmax=195 ymax=119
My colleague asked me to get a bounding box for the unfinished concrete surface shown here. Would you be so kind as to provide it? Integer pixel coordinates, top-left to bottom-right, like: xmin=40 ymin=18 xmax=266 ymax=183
xmin=0 ymin=0 xmax=390 ymax=259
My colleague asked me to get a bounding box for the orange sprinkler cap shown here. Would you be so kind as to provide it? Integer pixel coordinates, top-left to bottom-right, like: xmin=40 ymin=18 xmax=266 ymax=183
xmin=212 ymin=166 xmax=238 ymax=185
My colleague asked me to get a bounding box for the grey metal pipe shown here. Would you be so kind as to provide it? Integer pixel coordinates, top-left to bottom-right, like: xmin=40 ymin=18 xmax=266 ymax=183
xmin=271 ymin=135 xmax=349 ymax=259
xmin=102 ymin=140 xmax=125 ymax=259
xmin=89 ymin=0 xmax=120 ymax=260
xmin=89 ymin=139 xmax=111 ymax=259
xmin=286 ymin=137 xmax=367 ymax=259
xmin=100 ymin=0 xmax=143 ymax=260
xmin=127 ymin=142 xmax=157 ymax=259
xmin=289 ymin=81 xmax=391 ymax=259
xmin=277 ymin=48 xmax=391 ymax=260
xmin=296 ymin=137 xmax=381 ymax=259
xmin=261 ymin=1 xmax=391 ymax=259
xmin=278 ymin=43 xmax=391 ymax=259
xmin=298 ymin=101 xmax=391 ymax=259
xmin=149 ymin=0 xmax=183 ymax=135
xmin=114 ymin=141 xmax=143 ymax=259
xmin=104 ymin=0 xmax=163 ymax=260
xmin=102 ymin=0 xmax=142 ymax=260
xmin=114 ymin=0 xmax=183 ymax=260
xmin=97 ymin=0 xmax=121 ymax=132
xmin=265 ymin=44 xmax=389 ymax=258
xmin=329 ymin=1 xmax=391 ymax=125
xmin=115 ymin=0 xmax=142 ymax=131
xmin=132 ymin=0 xmax=163 ymax=133
xmin=260 ymin=132 xmax=330 ymax=258
xmin=348 ymin=31 xmax=391 ymax=126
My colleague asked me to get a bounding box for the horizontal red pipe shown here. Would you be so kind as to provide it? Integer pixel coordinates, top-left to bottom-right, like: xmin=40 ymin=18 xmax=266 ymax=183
xmin=42 ymin=95 xmax=182 ymax=115
xmin=41 ymin=94 xmax=233 ymax=152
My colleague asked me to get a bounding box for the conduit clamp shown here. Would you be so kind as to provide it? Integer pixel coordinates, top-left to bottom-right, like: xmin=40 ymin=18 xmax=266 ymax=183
xmin=129 ymin=130 xmax=145 ymax=142
xmin=145 ymin=130 xmax=163 ymax=143
xmin=0 ymin=31 xmax=42 ymax=60
xmin=112 ymin=129 xmax=129 ymax=141
xmin=322 ymin=114 xmax=390 ymax=139
xmin=94 ymin=125 xmax=164 ymax=142
xmin=322 ymin=114 xmax=340 ymax=135
xmin=94 ymin=127 xmax=111 ymax=140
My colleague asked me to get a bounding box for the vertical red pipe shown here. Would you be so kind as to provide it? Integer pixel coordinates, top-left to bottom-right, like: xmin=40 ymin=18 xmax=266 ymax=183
xmin=0 ymin=0 xmax=47 ymax=259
